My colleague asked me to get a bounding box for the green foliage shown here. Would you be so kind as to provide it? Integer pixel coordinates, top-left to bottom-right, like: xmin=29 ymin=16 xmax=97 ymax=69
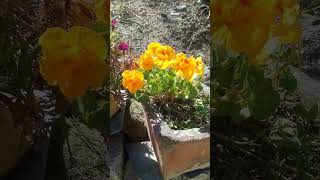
xmin=77 ymin=91 xmax=108 ymax=132
xmin=247 ymin=67 xmax=280 ymax=119
xmin=212 ymin=38 xmax=320 ymax=180
xmin=279 ymin=68 xmax=297 ymax=93
xmin=211 ymin=43 xmax=316 ymax=122
xmin=136 ymin=68 xmax=202 ymax=102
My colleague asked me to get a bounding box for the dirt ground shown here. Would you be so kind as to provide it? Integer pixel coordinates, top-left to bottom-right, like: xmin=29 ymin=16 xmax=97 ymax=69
xmin=111 ymin=0 xmax=210 ymax=64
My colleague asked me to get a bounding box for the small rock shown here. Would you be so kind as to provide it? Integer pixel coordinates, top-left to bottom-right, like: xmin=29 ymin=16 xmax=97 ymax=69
xmin=170 ymin=12 xmax=180 ymax=16
xmin=161 ymin=13 xmax=168 ymax=18
xmin=176 ymin=5 xmax=187 ymax=11
xmin=174 ymin=167 xmax=210 ymax=180
xmin=204 ymin=65 xmax=210 ymax=85
xmin=124 ymin=99 xmax=149 ymax=142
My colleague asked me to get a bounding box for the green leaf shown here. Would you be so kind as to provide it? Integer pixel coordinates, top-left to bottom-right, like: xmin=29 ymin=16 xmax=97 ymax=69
xmin=308 ymin=104 xmax=319 ymax=121
xmin=280 ymin=69 xmax=297 ymax=93
xmin=91 ymin=21 xmax=109 ymax=33
xmin=87 ymin=103 xmax=108 ymax=132
xmin=214 ymin=99 xmax=241 ymax=120
xmin=295 ymin=103 xmax=319 ymax=122
xmin=215 ymin=58 xmax=237 ymax=87
xmin=134 ymin=91 xmax=149 ymax=102
xmin=248 ymin=67 xmax=280 ymax=119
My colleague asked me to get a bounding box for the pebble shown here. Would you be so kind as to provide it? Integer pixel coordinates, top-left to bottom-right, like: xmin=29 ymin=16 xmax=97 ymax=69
xmin=176 ymin=5 xmax=187 ymax=11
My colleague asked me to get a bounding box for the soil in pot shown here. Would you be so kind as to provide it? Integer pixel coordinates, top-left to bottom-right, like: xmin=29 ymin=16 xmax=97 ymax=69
xmin=152 ymin=95 xmax=210 ymax=130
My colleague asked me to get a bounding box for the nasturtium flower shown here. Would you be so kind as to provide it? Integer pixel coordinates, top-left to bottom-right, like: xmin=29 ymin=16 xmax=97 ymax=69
xmin=212 ymin=0 xmax=301 ymax=64
xmin=273 ymin=0 xmax=301 ymax=43
xmin=195 ymin=57 xmax=204 ymax=77
xmin=143 ymin=42 xmax=175 ymax=69
xmin=154 ymin=45 xmax=175 ymax=69
xmin=275 ymin=0 xmax=299 ymax=15
xmin=122 ymin=70 xmax=144 ymax=94
xmin=39 ymin=26 xmax=107 ymax=99
xmin=139 ymin=53 xmax=154 ymax=70
xmin=212 ymin=0 xmax=288 ymax=62
xmin=171 ymin=52 xmax=199 ymax=81
xmin=146 ymin=42 xmax=162 ymax=55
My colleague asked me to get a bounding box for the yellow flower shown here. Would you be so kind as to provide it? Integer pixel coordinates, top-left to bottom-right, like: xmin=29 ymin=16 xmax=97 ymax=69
xmin=195 ymin=57 xmax=204 ymax=77
xmin=139 ymin=53 xmax=154 ymax=70
xmin=154 ymin=45 xmax=175 ymax=69
xmin=212 ymin=0 xmax=278 ymax=60
xmin=122 ymin=70 xmax=144 ymax=94
xmin=274 ymin=21 xmax=301 ymax=43
xmin=143 ymin=42 xmax=175 ymax=69
xmin=171 ymin=52 xmax=198 ymax=81
xmin=146 ymin=42 xmax=162 ymax=55
xmin=39 ymin=26 xmax=107 ymax=99
xmin=275 ymin=0 xmax=298 ymax=15
xmin=273 ymin=0 xmax=301 ymax=43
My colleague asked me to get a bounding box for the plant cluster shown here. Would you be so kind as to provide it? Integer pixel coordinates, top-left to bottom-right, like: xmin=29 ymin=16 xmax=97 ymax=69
xmin=211 ymin=0 xmax=320 ymax=179
xmin=36 ymin=0 xmax=115 ymax=130
xmin=121 ymin=42 xmax=210 ymax=129
xmin=122 ymin=42 xmax=205 ymax=100
xmin=212 ymin=0 xmax=305 ymax=120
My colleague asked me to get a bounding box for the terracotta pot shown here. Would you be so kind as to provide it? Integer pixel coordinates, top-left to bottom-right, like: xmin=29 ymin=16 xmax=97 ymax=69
xmin=142 ymin=103 xmax=210 ymax=180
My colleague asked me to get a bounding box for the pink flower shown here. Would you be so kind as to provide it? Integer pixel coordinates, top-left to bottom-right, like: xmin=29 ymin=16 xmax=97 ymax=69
xmin=111 ymin=19 xmax=118 ymax=27
xmin=118 ymin=42 xmax=129 ymax=51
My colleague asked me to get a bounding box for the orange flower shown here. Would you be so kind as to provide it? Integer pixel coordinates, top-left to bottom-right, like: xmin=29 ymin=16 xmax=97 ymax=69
xmin=143 ymin=42 xmax=175 ymax=69
xmin=154 ymin=45 xmax=175 ymax=69
xmin=146 ymin=42 xmax=162 ymax=55
xmin=171 ymin=52 xmax=203 ymax=81
xmin=39 ymin=26 xmax=107 ymax=99
xmin=273 ymin=0 xmax=301 ymax=43
xmin=122 ymin=70 xmax=144 ymax=94
xmin=212 ymin=0 xmax=301 ymax=65
xmin=195 ymin=57 xmax=204 ymax=77
xmin=139 ymin=53 xmax=154 ymax=70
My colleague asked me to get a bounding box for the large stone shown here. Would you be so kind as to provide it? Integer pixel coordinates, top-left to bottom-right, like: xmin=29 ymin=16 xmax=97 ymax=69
xmin=124 ymin=99 xmax=149 ymax=142
xmin=63 ymin=117 xmax=108 ymax=180
xmin=109 ymin=133 xmax=124 ymax=180
xmin=290 ymin=66 xmax=320 ymax=108
xmin=142 ymin=103 xmax=210 ymax=180
xmin=123 ymin=161 xmax=140 ymax=180
xmin=125 ymin=141 xmax=163 ymax=180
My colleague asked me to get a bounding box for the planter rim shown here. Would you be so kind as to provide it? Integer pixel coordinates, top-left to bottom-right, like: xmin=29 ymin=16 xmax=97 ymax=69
xmin=141 ymin=102 xmax=210 ymax=142
xmin=142 ymin=102 xmax=210 ymax=179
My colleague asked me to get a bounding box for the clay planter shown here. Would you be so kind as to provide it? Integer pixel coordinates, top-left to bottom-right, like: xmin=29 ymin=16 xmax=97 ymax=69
xmin=142 ymin=103 xmax=210 ymax=180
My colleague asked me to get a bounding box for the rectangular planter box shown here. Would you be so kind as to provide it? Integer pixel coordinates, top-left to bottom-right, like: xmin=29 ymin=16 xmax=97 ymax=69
xmin=142 ymin=103 xmax=210 ymax=180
